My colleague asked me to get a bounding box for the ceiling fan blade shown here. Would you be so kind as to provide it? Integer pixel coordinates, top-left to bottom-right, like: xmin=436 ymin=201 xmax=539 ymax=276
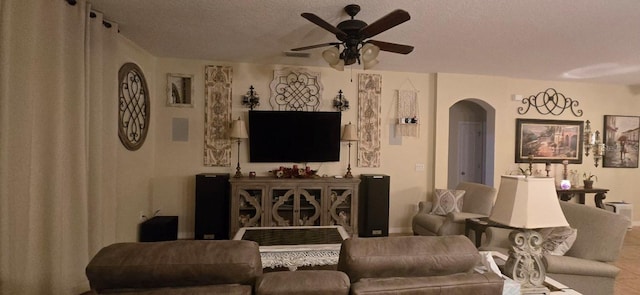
xmin=291 ymin=42 xmax=340 ymax=51
xmin=367 ymin=40 xmax=414 ymax=54
xmin=359 ymin=9 xmax=410 ymax=39
xmin=301 ymin=13 xmax=347 ymax=39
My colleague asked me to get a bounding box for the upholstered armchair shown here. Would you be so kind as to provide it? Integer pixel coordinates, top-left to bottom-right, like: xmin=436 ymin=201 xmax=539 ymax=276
xmin=412 ymin=182 xmax=497 ymax=236
xmin=480 ymin=201 xmax=630 ymax=295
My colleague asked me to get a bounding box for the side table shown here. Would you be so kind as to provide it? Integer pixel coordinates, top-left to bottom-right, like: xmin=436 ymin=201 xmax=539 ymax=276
xmin=465 ymin=217 xmax=512 ymax=247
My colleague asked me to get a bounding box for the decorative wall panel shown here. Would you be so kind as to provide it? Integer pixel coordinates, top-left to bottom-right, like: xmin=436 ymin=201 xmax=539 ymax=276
xmin=357 ymin=73 xmax=382 ymax=167
xmin=204 ymin=65 xmax=232 ymax=166
xmin=269 ymin=68 xmax=322 ymax=111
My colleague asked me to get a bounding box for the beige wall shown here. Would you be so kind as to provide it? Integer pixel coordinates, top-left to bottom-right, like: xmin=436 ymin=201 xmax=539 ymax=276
xmin=150 ymin=58 xmax=435 ymax=238
xmin=114 ymin=37 xmax=158 ymax=241
xmin=435 ymin=73 xmax=640 ymax=212
xmin=114 ymin=35 xmax=640 ymax=242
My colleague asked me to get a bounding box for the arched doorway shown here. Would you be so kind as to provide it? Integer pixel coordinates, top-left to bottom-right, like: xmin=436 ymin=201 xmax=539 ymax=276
xmin=447 ymin=99 xmax=495 ymax=187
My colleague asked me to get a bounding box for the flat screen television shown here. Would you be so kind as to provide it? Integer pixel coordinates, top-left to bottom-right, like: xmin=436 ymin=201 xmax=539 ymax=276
xmin=248 ymin=110 xmax=341 ymax=163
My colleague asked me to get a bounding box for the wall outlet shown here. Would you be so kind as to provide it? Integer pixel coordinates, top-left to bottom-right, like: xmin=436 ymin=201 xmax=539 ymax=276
xmin=415 ymin=163 xmax=425 ymax=171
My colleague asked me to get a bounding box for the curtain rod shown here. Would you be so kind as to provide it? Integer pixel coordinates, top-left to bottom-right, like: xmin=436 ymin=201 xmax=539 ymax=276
xmin=65 ymin=0 xmax=116 ymax=30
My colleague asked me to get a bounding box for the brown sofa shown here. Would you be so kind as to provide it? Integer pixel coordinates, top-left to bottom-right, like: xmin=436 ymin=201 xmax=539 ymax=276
xmin=86 ymin=236 xmax=503 ymax=294
xmin=337 ymin=235 xmax=504 ymax=294
xmin=481 ymin=201 xmax=630 ymax=295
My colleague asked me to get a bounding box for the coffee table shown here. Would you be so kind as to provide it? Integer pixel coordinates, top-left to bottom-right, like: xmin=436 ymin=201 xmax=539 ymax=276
xmin=232 ymin=225 xmax=349 ymax=271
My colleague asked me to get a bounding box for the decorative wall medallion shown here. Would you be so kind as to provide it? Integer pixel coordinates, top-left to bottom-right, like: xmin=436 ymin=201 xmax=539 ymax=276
xmin=204 ymin=65 xmax=233 ymax=166
xmin=357 ymin=73 xmax=382 ymax=167
xmin=118 ymin=62 xmax=150 ymax=151
xmin=269 ymin=68 xmax=322 ymax=111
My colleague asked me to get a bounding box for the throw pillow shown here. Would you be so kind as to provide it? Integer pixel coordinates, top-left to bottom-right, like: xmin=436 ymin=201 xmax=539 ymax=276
xmin=538 ymin=227 xmax=578 ymax=256
xmin=430 ymin=189 xmax=465 ymax=216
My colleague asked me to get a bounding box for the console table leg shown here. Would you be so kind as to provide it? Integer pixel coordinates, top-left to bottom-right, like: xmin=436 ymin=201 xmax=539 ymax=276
xmin=595 ymin=193 xmax=607 ymax=209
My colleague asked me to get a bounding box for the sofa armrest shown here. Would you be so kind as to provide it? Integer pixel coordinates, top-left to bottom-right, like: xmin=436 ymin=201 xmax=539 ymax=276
xmin=417 ymin=201 xmax=433 ymax=214
xmin=544 ymin=255 xmax=620 ymax=278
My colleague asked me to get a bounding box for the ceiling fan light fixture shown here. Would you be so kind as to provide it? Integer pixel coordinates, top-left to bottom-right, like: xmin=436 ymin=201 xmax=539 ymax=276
xmin=363 ymin=58 xmax=379 ymax=70
xmin=361 ymin=43 xmax=380 ymax=62
xmin=330 ymin=59 xmax=345 ymax=71
xmin=322 ymin=47 xmax=341 ymax=65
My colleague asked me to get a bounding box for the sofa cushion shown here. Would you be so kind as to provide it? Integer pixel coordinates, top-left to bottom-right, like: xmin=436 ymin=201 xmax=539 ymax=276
xmin=544 ymin=255 xmax=620 ymax=278
xmin=456 ymin=182 xmax=497 ymax=215
xmin=94 ymin=285 xmax=253 ymax=295
xmin=86 ymin=240 xmax=262 ymax=292
xmin=539 ymin=227 xmax=577 ymax=255
xmin=350 ymin=273 xmax=504 ymax=295
xmin=430 ymin=189 xmax=465 ymax=215
xmin=338 ymin=236 xmax=480 ymax=283
xmin=255 ymin=270 xmax=350 ymax=295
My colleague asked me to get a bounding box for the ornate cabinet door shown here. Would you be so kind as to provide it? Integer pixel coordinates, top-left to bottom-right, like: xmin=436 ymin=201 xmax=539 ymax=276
xmin=297 ymin=187 xmax=322 ymax=226
xmin=270 ymin=186 xmax=322 ymax=226
xmin=270 ymin=188 xmax=296 ymax=226
xmin=327 ymin=186 xmax=358 ymax=235
xmin=231 ymin=185 xmax=265 ymax=236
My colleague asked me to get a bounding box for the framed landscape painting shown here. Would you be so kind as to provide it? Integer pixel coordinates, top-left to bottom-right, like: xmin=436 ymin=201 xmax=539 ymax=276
xmin=515 ymin=119 xmax=584 ymax=164
xmin=603 ymin=115 xmax=640 ymax=168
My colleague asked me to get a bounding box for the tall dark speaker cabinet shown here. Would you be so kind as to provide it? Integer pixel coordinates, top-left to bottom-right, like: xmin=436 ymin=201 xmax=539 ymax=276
xmin=358 ymin=174 xmax=390 ymax=237
xmin=195 ymin=173 xmax=230 ymax=240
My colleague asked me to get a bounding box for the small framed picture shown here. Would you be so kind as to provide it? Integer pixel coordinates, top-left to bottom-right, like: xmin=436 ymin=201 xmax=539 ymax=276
xmin=167 ymin=73 xmax=194 ymax=107
xmin=603 ymin=115 xmax=640 ymax=168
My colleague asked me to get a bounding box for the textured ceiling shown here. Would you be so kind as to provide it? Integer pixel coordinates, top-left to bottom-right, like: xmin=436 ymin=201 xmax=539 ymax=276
xmin=90 ymin=0 xmax=640 ymax=86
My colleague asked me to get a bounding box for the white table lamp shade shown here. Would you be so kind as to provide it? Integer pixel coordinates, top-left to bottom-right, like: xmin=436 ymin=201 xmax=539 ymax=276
xmin=230 ymin=118 xmax=248 ymax=139
xmin=490 ymin=175 xmax=569 ymax=229
xmin=341 ymin=123 xmax=358 ymax=141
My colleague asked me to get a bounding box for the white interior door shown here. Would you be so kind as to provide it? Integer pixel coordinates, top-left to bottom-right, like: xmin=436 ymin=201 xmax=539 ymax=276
xmin=457 ymin=121 xmax=484 ymax=184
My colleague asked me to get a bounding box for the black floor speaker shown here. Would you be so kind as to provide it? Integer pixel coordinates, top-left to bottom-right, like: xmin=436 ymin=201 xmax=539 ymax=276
xmin=358 ymin=174 xmax=390 ymax=237
xmin=195 ymin=173 xmax=230 ymax=240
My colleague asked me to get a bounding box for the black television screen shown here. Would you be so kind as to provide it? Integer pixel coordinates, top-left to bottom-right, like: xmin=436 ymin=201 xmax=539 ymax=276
xmin=248 ymin=110 xmax=341 ymax=163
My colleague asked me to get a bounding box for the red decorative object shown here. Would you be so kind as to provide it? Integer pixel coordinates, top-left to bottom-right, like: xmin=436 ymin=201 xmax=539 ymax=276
xmin=271 ymin=165 xmax=318 ymax=178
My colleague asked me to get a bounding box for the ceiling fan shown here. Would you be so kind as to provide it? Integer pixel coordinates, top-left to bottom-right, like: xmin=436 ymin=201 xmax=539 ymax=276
xmin=291 ymin=4 xmax=414 ymax=71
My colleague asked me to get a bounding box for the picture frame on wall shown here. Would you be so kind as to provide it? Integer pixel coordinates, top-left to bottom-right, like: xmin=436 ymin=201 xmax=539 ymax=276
xmin=603 ymin=115 xmax=640 ymax=168
xmin=515 ymin=118 xmax=584 ymax=164
xmin=167 ymin=73 xmax=194 ymax=107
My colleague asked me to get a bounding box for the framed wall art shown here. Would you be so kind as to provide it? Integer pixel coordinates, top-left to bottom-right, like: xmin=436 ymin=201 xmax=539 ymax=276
xmin=603 ymin=115 xmax=640 ymax=168
xmin=167 ymin=73 xmax=194 ymax=107
xmin=515 ymin=119 xmax=583 ymax=164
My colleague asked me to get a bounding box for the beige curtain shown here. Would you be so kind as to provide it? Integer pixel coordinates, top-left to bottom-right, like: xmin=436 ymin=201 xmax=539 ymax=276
xmin=0 ymin=0 xmax=118 ymax=293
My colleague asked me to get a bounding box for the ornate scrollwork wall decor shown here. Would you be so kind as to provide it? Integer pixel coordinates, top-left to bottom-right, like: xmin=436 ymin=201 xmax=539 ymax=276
xmin=269 ymin=69 xmax=322 ymax=111
xmin=518 ymin=88 xmax=583 ymax=117
xmin=118 ymin=62 xmax=150 ymax=151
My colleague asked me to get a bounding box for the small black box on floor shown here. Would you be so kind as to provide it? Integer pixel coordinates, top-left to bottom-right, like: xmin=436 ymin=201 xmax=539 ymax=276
xmin=139 ymin=216 xmax=178 ymax=242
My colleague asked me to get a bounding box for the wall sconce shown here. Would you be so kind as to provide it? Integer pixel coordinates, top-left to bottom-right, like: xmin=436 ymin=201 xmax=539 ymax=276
xmin=333 ymin=90 xmax=349 ymax=112
xmin=242 ymin=85 xmax=260 ymax=110
xmin=593 ymin=130 xmax=605 ymax=167
xmin=583 ymin=120 xmax=605 ymax=167
xmin=583 ymin=120 xmax=592 ymax=156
